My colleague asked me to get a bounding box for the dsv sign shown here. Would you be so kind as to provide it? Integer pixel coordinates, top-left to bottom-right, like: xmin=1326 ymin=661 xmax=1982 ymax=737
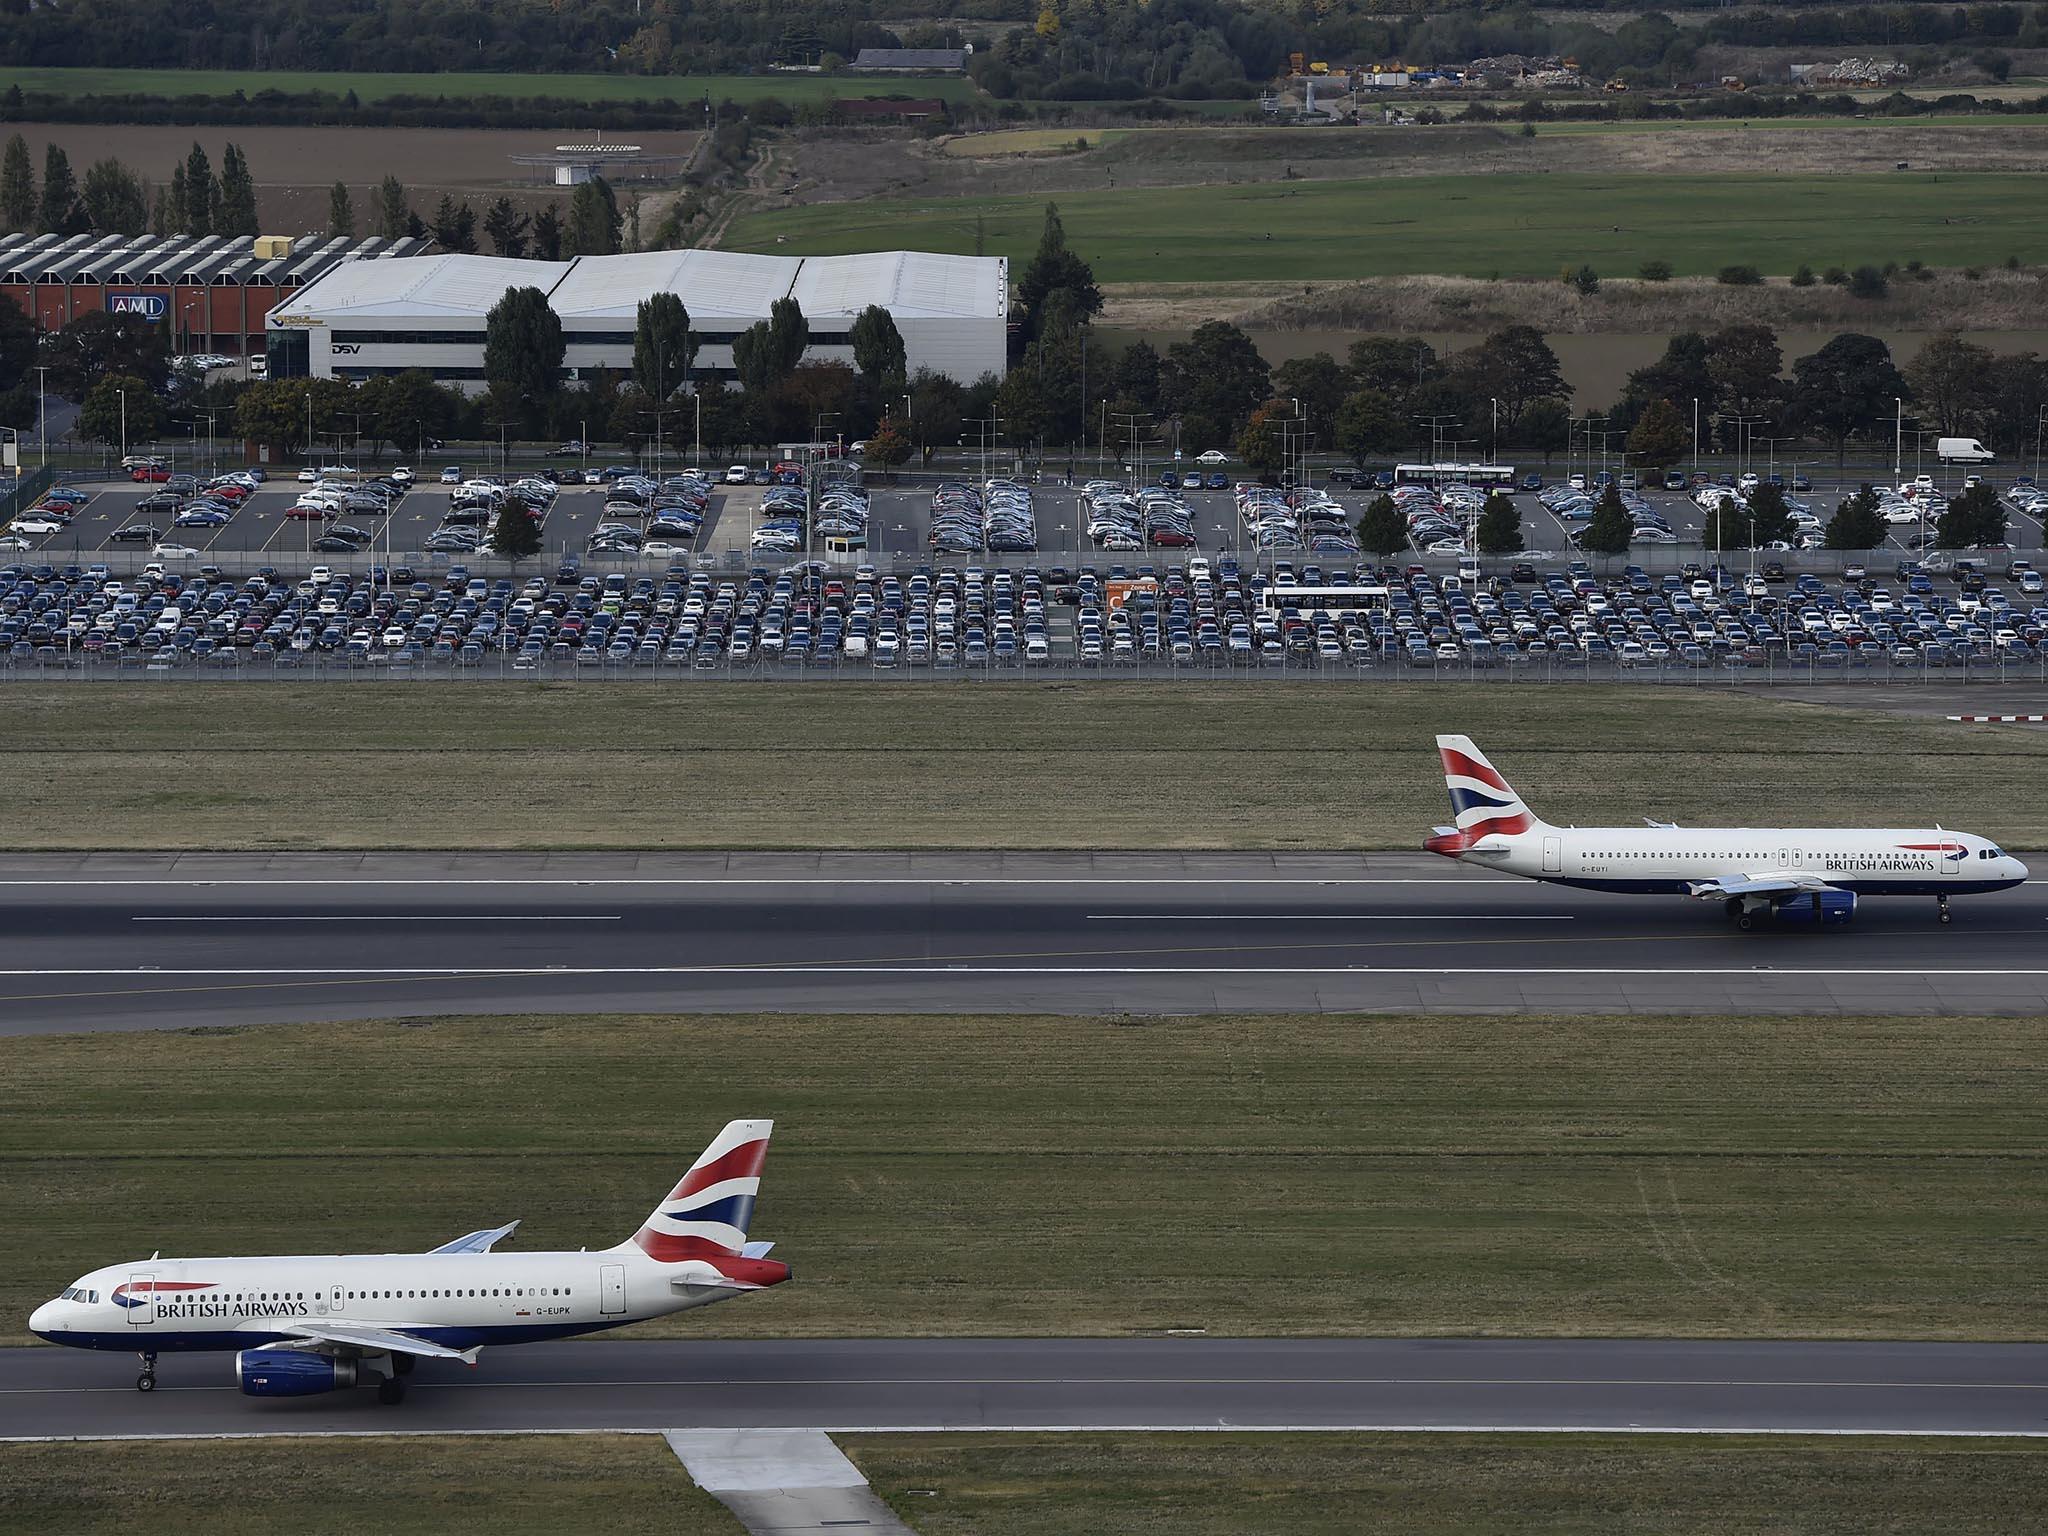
xmin=332 ymin=344 xmax=362 ymax=355
xmin=105 ymin=293 xmax=169 ymax=321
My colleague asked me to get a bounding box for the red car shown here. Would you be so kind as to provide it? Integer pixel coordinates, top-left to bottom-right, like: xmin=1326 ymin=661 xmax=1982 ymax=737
xmin=284 ymin=503 xmax=332 ymax=520
xmin=130 ymin=465 xmax=171 ymax=483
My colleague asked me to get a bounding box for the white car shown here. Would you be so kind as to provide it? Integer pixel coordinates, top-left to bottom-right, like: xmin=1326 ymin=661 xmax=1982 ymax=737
xmin=1196 ymin=449 xmax=1228 ymax=466
xmin=726 ymin=465 xmax=751 ymax=485
xmin=296 ymin=467 xmax=319 ymax=483
xmin=439 ymin=467 xmax=463 ymax=485
xmin=389 ymin=467 xmax=415 ymax=485
xmin=9 ymin=516 xmax=64 ymax=534
xmin=641 ymin=541 xmax=679 ymax=559
xmin=0 ymin=534 xmax=30 ymax=550
xmin=152 ymin=543 xmax=200 ymax=559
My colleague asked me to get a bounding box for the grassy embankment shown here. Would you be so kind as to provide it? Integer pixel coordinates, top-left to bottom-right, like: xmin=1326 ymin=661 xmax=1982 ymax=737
xmin=0 ymin=65 xmax=981 ymax=105
xmin=724 ymin=171 xmax=2048 ymax=282
xmin=9 ymin=1433 xmax=2048 ymax=1534
xmin=4 ymin=1011 xmax=2044 ymax=1346
xmin=3 ymin=682 xmax=2046 ymax=851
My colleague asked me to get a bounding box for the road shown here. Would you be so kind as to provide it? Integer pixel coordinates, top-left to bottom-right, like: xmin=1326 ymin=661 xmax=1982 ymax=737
xmin=4 ymin=1337 xmax=2045 ymax=1438
xmin=0 ymin=852 xmax=2042 ymax=1033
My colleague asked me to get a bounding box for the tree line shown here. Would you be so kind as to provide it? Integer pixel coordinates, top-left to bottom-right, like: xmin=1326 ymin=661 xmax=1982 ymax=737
xmin=0 ymin=136 xmax=258 ymax=239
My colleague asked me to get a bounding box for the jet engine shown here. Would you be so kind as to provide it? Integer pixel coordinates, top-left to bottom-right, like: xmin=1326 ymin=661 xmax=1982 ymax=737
xmin=235 ymin=1349 xmax=357 ymax=1397
xmin=1771 ymin=889 xmax=1857 ymax=927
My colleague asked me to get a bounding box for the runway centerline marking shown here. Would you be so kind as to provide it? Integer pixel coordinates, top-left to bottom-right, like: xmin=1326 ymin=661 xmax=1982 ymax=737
xmin=129 ymin=916 xmax=622 ymax=923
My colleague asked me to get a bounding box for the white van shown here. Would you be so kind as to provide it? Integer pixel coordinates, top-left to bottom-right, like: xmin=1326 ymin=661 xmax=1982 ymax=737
xmin=1937 ymin=437 xmax=1995 ymax=463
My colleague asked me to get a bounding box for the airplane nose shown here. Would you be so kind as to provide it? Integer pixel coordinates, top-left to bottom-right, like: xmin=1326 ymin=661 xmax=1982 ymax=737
xmin=28 ymin=1300 xmax=59 ymax=1338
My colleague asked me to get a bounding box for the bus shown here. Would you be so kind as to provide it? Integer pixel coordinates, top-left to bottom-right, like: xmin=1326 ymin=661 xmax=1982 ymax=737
xmin=1259 ymin=584 xmax=1390 ymax=617
xmin=1393 ymin=462 xmax=1517 ymax=489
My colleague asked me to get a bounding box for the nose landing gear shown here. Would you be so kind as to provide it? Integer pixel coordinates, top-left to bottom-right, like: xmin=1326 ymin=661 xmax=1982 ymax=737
xmin=1938 ymin=894 xmax=1952 ymax=925
xmin=136 ymin=1351 xmax=157 ymax=1392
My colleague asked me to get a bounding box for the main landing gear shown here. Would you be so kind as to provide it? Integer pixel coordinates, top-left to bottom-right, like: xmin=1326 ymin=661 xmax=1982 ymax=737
xmin=1938 ymin=894 xmax=1952 ymax=925
xmin=376 ymin=1374 xmax=408 ymax=1405
xmin=136 ymin=1351 xmax=157 ymax=1392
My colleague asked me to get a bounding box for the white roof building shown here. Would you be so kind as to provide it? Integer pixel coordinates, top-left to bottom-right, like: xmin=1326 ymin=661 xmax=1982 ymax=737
xmin=266 ymin=248 xmax=1007 ymax=393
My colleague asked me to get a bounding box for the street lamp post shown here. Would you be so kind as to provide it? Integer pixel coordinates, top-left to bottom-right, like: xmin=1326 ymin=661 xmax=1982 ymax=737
xmin=116 ymin=387 xmax=127 ymax=468
xmin=1691 ymin=397 xmax=1699 ymax=476
xmin=1894 ymin=396 xmax=1904 ymax=484
xmin=33 ymin=364 xmax=48 ymax=470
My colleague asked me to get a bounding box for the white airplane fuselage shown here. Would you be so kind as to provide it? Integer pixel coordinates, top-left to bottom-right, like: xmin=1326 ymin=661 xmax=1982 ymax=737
xmin=1435 ymin=824 xmax=2028 ymax=898
xmin=29 ymin=1246 xmax=749 ymax=1356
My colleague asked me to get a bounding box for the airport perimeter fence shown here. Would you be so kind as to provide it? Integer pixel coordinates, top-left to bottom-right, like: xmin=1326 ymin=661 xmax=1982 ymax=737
xmin=8 ymin=649 xmax=2048 ymax=688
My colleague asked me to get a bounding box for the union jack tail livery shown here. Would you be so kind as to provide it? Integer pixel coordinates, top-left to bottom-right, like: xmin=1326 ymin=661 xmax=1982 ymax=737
xmin=627 ymin=1119 xmax=774 ymax=1265
xmin=1426 ymin=734 xmax=1542 ymax=854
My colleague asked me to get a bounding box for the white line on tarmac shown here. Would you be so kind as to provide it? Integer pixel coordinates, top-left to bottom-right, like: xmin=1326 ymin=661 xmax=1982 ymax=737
xmin=1085 ymin=914 xmax=1574 ymax=922
xmin=129 ymin=916 xmax=622 ymax=923
xmin=0 ymin=878 xmax=1515 ymax=888
xmin=3 ymin=1425 xmax=2045 ymax=1442
xmin=0 ymin=965 xmax=2041 ymax=978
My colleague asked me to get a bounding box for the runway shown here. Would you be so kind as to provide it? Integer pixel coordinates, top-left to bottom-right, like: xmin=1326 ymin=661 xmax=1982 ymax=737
xmin=5 ymin=1337 xmax=2046 ymax=1439
xmin=0 ymin=852 xmax=2042 ymax=1032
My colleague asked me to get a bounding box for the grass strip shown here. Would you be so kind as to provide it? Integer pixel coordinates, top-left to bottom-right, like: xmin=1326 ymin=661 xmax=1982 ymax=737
xmin=4 ymin=1012 xmax=2043 ymax=1345
xmin=2 ymin=682 xmax=2043 ymax=850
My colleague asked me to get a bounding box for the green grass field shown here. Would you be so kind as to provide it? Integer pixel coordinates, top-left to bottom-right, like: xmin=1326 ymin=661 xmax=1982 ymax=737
xmin=5 ymin=1011 xmax=2045 ymax=1346
xmin=848 ymin=1434 xmax=2048 ymax=1535
xmin=724 ymin=171 xmax=2048 ymax=282
xmin=0 ymin=65 xmax=981 ymax=106
xmin=3 ymin=683 xmax=2046 ymax=851
xmin=0 ymin=1436 xmax=734 ymax=1536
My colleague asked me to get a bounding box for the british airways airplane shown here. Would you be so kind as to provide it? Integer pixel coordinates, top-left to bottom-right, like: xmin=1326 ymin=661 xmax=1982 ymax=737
xmin=29 ymin=1119 xmax=787 ymax=1404
xmin=1424 ymin=735 xmax=2027 ymax=926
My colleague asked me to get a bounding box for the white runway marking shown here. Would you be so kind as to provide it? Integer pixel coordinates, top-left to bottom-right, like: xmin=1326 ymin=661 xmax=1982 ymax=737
xmin=0 ymin=965 xmax=2040 ymax=979
xmin=129 ymin=916 xmax=622 ymax=923
xmin=0 ymin=878 xmax=1518 ymax=888
xmin=3 ymin=1425 xmax=2045 ymax=1443
xmin=1085 ymin=914 xmax=1574 ymax=922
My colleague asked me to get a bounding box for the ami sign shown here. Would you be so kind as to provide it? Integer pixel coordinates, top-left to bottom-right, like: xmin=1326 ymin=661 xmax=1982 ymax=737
xmin=105 ymin=293 xmax=169 ymax=321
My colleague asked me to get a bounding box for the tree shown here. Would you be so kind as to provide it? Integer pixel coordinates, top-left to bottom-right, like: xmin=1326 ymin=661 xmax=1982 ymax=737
xmin=1788 ymin=333 xmax=1909 ymax=463
xmin=1580 ymin=483 xmax=1633 ymax=555
xmin=483 ymin=196 xmax=529 ymax=259
xmin=1939 ymin=483 xmax=2008 ymax=548
xmin=179 ymin=142 xmax=213 ymax=235
xmin=1520 ymin=398 xmax=1571 ymax=464
xmin=1015 ymin=201 xmax=1101 ymax=343
xmin=1983 ymin=353 xmax=2048 ymax=459
xmin=356 ymin=369 xmax=460 ymax=458
xmin=1161 ymin=321 xmax=1270 ymax=451
xmin=1270 ymin=352 xmax=1349 ymax=436
xmin=482 ymin=286 xmax=564 ymax=416
xmin=731 ymin=322 xmax=774 ymax=395
xmin=431 ymin=195 xmax=471 ymax=253
xmin=1625 ymin=397 xmax=1687 ymax=469
xmin=864 ymin=417 xmax=912 ymax=469
xmin=1481 ymin=324 xmax=1568 ymax=426
xmin=80 ymin=158 xmax=147 ymax=235
xmin=1476 ymin=490 xmax=1523 ymax=555
xmin=1346 ymin=336 xmax=1436 ymax=397
xmin=1905 ymin=332 xmax=1994 ymax=435
xmin=905 ymin=367 xmax=964 ymax=460
xmin=0 ymin=296 xmax=34 ymax=393
xmin=0 ymin=134 xmax=32 ymax=233
xmin=1745 ymin=481 xmax=1798 ymax=546
xmin=1703 ymin=493 xmax=1752 ymax=553
xmin=1621 ymin=331 xmax=1715 ymax=423
xmin=531 ymin=203 xmax=563 ymax=261
xmin=1849 ymin=265 xmax=1889 ymax=300
xmin=489 ymin=495 xmax=542 ymax=563
xmin=1356 ymin=492 xmax=1407 ymax=557
xmin=377 ymin=175 xmax=410 ymax=240
xmin=848 ymin=304 xmax=907 ymax=392
xmin=766 ymin=296 xmax=808 ymax=380
xmin=1708 ymin=323 xmax=1782 ymax=424
xmin=1334 ymin=387 xmax=1402 ymax=463
xmin=38 ymin=144 xmax=80 ymax=235
xmin=216 ymin=143 xmax=258 ymax=236
xmin=1112 ymin=340 xmax=1161 ymax=411
xmin=565 ymin=177 xmax=620 ymax=256
xmin=77 ymin=372 xmax=165 ymax=448
xmin=1825 ymin=484 xmax=1886 ymax=550
xmin=167 ymin=163 xmax=187 ymax=234
xmin=327 ymin=182 xmax=354 ymax=239
xmin=1234 ymin=398 xmax=1295 ymax=480
xmin=231 ymin=376 xmax=352 ymax=458
xmin=39 ymin=311 xmax=172 ymax=398
xmin=632 ymin=291 xmax=694 ymax=400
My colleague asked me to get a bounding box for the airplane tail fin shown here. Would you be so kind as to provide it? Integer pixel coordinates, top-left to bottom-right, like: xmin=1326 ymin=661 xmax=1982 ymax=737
xmin=1427 ymin=736 xmax=1540 ymax=853
xmin=624 ymin=1119 xmax=774 ymax=1264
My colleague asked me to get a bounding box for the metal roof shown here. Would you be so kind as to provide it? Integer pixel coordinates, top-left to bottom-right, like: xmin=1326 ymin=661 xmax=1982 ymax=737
xmin=546 ymin=248 xmax=802 ymax=322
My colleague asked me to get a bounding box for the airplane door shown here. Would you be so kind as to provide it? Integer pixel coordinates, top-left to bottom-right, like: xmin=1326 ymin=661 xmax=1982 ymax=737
xmin=315 ymin=1285 xmax=343 ymax=1316
xmin=1941 ymin=843 xmax=1961 ymax=874
xmin=126 ymin=1272 xmax=154 ymax=1326
xmin=1542 ymin=836 xmax=1562 ymax=874
xmin=600 ymin=1263 xmax=626 ymax=1316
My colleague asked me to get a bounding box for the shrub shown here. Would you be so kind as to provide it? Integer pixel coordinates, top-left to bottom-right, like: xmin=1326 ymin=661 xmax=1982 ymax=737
xmin=1520 ymin=121 xmax=1537 ymax=138
xmin=1823 ymin=265 xmax=1849 ymax=285
xmin=1849 ymin=264 xmax=1889 ymax=299
xmin=1716 ymin=264 xmax=1763 ymax=286
xmin=1563 ymin=263 xmax=1599 ymax=294
xmin=1638 ymin=259 xmax=1673 ymax=281
xmin=1904 ymin=258 xmax=1925 ymax=274
xmin=1790 ymin=264 xmax=1816 ymax=286
xmin=1963 ymin=266 xmax=1983 ymax=280
xmin=2006 ymin=254 xmax=2022 ymax=270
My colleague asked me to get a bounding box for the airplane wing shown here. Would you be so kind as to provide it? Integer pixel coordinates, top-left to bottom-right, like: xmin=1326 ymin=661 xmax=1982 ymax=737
xmin=279 ymin=1320 xmax=480 ymax=1364
xmin=428 ymin=1220 xmax=519 ymax=1254
xmin=1685 ymin=873 xmax=1834 ymax=900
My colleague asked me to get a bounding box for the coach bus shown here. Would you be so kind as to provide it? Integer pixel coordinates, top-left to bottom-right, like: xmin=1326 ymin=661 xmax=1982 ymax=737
xmin=1393 ymin=462 xmax=1517 ymax=489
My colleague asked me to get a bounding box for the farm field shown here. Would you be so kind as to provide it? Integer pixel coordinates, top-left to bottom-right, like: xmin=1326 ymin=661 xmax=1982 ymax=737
xmin=722 ymin=170 xmax=2048 ymax=283
xmin=3 ymin=683 xmax=2048 ymax=851
xmin=3 ymin=1010 xmax=2045 ymax=1345
xmin=0 ymin=65 xmax=982 ymax=106
xmin=0 ymin=123 xmax=699 ymax=232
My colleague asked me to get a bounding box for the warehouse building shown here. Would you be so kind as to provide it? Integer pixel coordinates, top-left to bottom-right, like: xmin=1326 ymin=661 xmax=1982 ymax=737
xmin=264 ymin=248 xmax=1008 ymax=391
